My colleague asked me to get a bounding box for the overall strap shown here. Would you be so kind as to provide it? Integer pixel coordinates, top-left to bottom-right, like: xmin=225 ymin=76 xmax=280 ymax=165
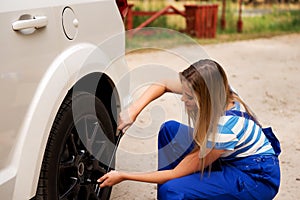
xmin=225 ymin=110 xmax=255 ymax=121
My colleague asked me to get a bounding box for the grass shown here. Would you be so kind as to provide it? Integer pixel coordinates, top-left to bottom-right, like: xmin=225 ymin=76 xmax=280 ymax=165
xmin=127 ymin=1 xmax=300 ymax=46
xmin=196 ymin=32 xmax=295 ymax=45
xmin=243 ymin=10 xmax=300 ymax=33
xmin=125 ymin=28 xmax=198 ymax=52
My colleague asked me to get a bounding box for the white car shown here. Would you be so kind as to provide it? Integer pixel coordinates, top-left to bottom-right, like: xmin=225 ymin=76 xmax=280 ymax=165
xmin=0 ymin=0 xmax=128 ymax=199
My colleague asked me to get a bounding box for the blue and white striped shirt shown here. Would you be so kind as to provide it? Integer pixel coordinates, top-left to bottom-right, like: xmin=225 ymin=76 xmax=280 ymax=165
xmin=207 ymin=102 xmax=275 ymax=160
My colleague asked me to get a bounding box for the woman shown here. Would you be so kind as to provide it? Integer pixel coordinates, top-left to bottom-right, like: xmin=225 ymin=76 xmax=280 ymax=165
xmin=98 ymin=59 xmax=280 ymax=199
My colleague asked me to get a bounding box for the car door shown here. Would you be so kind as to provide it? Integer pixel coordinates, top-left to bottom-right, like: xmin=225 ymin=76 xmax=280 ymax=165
xmin=0 ymin=0 xmax=61 ymax=197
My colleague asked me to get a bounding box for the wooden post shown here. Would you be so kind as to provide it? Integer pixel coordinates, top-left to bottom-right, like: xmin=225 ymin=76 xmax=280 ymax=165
xmin=237 ymin=0 xmax=243 ymax=33
xmin=126 ymin=4 xmax=134 ymax=30
xmin=221 ymin=0 xmax=226 ymax=30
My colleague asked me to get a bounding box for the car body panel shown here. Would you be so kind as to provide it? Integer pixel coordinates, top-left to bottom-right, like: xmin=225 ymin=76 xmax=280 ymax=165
xmin=0 ymin=0 xmax=127 ymax=199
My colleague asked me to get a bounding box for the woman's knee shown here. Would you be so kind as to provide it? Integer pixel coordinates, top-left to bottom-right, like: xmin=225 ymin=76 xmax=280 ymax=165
xmin=159 ymin=120 xmax=180 ymax=135
xmin=158 ymin=120 xmax=180 ymax=147
xmin=158 ymin=120 xmax=194 ymax=152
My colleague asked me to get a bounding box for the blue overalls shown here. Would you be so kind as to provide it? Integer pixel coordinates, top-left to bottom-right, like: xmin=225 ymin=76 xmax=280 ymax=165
xmin=157 ymin=120 xmax=280 ymax=200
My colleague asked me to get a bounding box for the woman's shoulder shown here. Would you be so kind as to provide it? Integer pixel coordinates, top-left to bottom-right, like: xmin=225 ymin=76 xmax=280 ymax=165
xmin=218 ymin=102 xmax=248 ymax=133
xmin=219 ymin=115 xmax=242 ymax=133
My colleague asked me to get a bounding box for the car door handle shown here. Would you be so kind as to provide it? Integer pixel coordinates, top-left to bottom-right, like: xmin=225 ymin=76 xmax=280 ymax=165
xmin=12 ymin=16 xmax=48 ymax=31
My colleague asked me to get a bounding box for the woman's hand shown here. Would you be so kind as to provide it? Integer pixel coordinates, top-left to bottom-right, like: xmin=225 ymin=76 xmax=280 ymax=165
xmin=98 ymin=170 xmax=124 ymax=187
xmin=117 ymin=105 xmax=138 ymax=133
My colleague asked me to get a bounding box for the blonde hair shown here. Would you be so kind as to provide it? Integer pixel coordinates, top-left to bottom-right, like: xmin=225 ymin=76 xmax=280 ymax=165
xmin=180 ymin=59 xmax=258 ymax=172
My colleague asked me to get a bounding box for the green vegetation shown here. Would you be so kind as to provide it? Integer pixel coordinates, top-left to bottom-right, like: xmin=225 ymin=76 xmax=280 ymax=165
xmin=219 ymin=1 xmax=300 ymax=34
xmin=131 ymin=1 xmax=169 ymax=28
xmin=242 ymin=10 xmax=300 ymax=33
xmin=127 ymin=0 xmax=300 ymax=45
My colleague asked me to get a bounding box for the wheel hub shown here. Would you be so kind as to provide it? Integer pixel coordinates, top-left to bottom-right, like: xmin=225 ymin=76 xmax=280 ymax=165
xmin=77 ymin=162 xmax=85 ymax=176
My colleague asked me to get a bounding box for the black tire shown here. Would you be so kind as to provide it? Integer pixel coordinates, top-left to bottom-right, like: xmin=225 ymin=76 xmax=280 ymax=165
xmin=35 ymin=92 xmax=117 ymax=200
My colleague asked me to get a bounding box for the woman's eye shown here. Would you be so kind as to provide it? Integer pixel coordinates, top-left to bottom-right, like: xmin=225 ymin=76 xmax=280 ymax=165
xmin=184 ymin=93 xmax=193 ymax=100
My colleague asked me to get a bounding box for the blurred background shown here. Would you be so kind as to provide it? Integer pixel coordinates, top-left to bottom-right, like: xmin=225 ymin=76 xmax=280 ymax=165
xmin=126 ymin=0 xmax=300 ymax=44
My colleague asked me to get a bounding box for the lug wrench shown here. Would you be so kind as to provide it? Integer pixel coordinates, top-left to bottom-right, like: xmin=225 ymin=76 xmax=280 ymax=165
xmin=95 ymin=130 xmax=123 ymax=196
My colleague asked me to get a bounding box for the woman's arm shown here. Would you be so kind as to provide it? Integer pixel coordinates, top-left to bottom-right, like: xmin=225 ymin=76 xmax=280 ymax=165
xmin=118 ymin=78 xmax=182 ymax=132
xmin=98 ymin=148 xmax=224 ymax=187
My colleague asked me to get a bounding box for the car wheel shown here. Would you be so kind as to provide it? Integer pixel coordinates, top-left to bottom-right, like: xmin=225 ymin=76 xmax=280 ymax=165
xmin=35 ymin=91 xmax=116 ymax=200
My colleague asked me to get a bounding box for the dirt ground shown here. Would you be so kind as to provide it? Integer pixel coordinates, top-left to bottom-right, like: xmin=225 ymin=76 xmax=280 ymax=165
xmin=110 ymin=33 xmax=300 ymax=200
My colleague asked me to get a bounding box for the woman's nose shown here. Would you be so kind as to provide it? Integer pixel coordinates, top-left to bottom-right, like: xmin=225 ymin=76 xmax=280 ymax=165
xmin=181 ymin=95 xmax=186 ymax=102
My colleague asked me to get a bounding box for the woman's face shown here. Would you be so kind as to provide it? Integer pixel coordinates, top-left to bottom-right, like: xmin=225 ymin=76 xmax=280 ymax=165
xmin=181 ymin=81 xmax=198 ymax=112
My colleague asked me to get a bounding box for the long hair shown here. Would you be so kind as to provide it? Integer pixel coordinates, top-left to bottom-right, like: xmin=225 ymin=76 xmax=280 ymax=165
xmin=179 ymin=59 xmax=258 ymax=172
